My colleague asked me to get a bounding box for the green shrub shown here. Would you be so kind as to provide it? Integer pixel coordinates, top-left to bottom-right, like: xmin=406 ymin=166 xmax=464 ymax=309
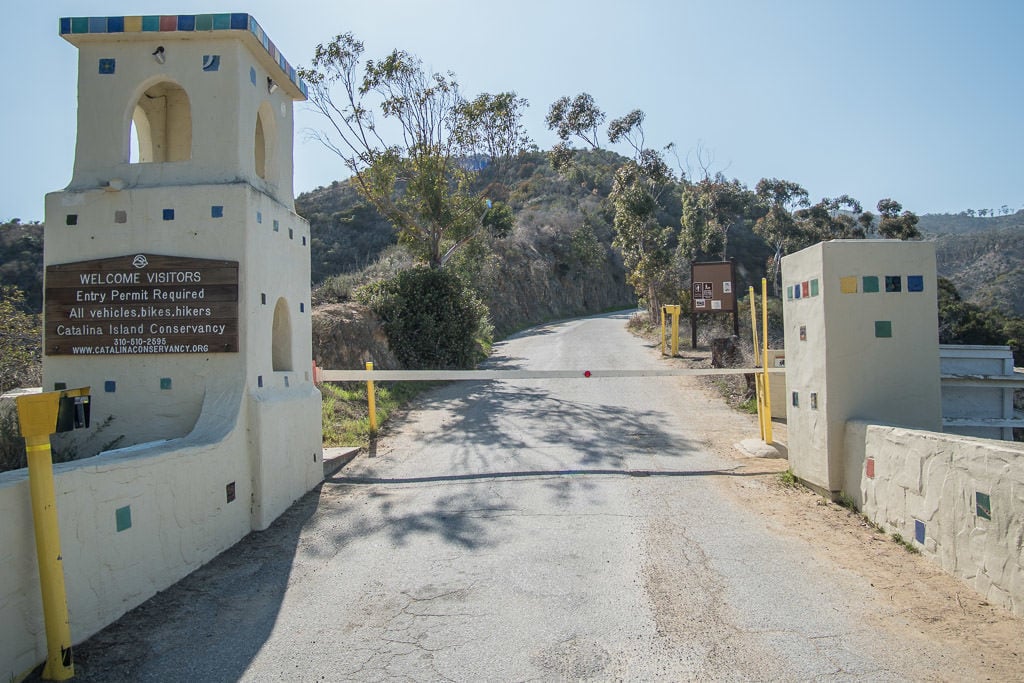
xmin=357 ymin=267 xmax=492 ymax=369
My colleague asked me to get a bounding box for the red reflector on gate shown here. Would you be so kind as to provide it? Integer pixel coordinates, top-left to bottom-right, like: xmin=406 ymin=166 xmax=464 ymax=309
xmin=584 ymin=370 xmax=591 ymax=377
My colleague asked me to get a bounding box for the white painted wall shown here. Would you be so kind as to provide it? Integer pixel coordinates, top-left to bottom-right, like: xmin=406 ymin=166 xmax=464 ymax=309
xmin=844 ymin=421 xmax=1024 ymax=617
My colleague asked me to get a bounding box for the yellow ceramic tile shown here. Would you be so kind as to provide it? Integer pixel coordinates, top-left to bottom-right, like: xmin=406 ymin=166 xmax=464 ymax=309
xmin=840 ymin=276 xmax=858 ymax=294
xmin=124 ymin=16 xmax=142 ymax=32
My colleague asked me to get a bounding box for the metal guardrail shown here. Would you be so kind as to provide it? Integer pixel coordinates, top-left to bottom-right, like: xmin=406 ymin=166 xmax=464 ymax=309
xmin=940 ymin=372 xmax=1024 ymax=430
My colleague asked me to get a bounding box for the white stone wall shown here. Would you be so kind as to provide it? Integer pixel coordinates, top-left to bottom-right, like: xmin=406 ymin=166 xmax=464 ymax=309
xmin=0 ymin=384 xmax=251 ymax=678
xmin=844 ymin=421 xmax=1024 ymax=617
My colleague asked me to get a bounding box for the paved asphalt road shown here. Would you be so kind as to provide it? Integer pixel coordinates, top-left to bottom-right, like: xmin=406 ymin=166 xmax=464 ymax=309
xmin=65 ymin=312 xmax=967 ymax=681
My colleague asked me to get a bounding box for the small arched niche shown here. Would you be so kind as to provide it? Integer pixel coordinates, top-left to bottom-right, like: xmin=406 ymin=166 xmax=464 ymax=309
xmin=254 ymin=102 xmax=277 ymax=183
xmin=271 ymin=297 xmax=293 ymax=372
xmin=130 ymin=80 xmax=192 ymax=163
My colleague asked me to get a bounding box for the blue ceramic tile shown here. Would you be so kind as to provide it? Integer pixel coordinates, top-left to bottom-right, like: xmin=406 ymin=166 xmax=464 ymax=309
xmin=66 ymin=214 xmax=78 ymax=226
xmin=177 ymin=15 xmax=195 ymax=31
xmin=250 ymin=66 xmax=257 ymax=85
xmin=256 ymin=211 xmax=262 ymax=224
xmin=89 ymin=17 xmax=107 ymax=32
xmin=162 ymin=208 xmax=175 ymax=221
xmin=914 ymin=519 xmax=925 ymax=544
xmin=211 ymin=205 xmax=223 ymax=218
xmin=300 ymin=302 xmax=305 ymax=312
xmin=230 ymin=13 xmax=249 ymax=29
xmin=202 ymin=55 xmax=220 ymax=71
xmin=104 ymin=380 xmax=116 ymax=393
xmin=257 ymin=375 xmax=264 ymax=388
xmin=60 ymin=17 xmax=72 ymax=34
xmin=885 ymin=275 xmax=902 ymax=293
xmin=273 ymin=219 xmax=279 ymax=232
xmin=108 ymin=16 xmax=124 ymax=32
xmin=908 ymin=275 xmax=924 ymax=292
xmin=99 ymin=58 xmax=116 ymax=74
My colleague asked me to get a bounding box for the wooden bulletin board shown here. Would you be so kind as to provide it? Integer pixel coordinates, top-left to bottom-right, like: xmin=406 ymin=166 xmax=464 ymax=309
xmin=690 ymin=260 xmax=739 ymax=346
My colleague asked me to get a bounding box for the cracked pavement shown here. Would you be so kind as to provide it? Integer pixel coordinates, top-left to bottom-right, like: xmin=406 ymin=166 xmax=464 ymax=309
xmin=57 ymin=311 xmax=1015 ymax=681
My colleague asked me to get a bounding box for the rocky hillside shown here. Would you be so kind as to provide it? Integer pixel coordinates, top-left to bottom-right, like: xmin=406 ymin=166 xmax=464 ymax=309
xmin=931 ymin=226 xmax=1024 ymax=316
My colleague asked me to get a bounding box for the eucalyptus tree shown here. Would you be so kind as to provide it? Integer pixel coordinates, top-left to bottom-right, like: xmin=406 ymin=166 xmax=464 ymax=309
xmin=753 ymin=178 xmax=810 ymax=294
xmin=300 ymin=33 xmax=524 ymax=268
xmin=876 ymin=198 xmax=921 ymax=240
xmin=545 ymin=92 xmax=606 ymax=171
xmin=605 ymin=109 xmax=677 ymax=315
xmin=679 ymin=174 xmax=758 ymax=261
xmin=794 ymin=195 xmax=866 ymax=241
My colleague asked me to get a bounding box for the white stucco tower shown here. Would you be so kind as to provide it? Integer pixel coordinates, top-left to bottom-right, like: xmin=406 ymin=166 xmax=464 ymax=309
xmin=44 ymin=14 xmax=322 ymax=530
xmin=781 ymin=240 xmax=942 ymax=498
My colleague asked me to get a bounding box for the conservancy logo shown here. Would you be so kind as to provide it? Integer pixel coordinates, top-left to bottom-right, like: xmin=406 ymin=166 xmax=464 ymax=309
xmin=132 ymin=254 xmax=149 ymax=269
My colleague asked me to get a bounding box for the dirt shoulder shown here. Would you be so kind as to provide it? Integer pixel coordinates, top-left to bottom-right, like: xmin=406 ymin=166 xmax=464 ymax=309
xmin=663 ymin=344 xmax=1023 ymax=679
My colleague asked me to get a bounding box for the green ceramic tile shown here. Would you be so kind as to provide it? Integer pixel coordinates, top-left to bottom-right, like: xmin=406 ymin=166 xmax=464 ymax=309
xmin=195 ymin=14 xmax=214 ymax=30
xmin=875 ymin=320 xmax=892 ymax=338
xmin=115 ymin=505 xmax=132 ymax=532
xmin=810 ymin=279 xmax=819 ymax=296
xmin=863 ymin=276 xmax=879 ymax=293
xmin=976 ymin=492 xmax=991 ymax=520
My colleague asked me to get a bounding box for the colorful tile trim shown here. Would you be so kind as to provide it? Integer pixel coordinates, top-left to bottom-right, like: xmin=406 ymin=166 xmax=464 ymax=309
xmin=839 ymin=274 xmax=926 ymax=295
xmin=98 ymin=58 xmax=116 ymax=74
xmin=211 ymin=205 xmax=223 ymax=218
xmin=787 ymin=278 xmax=822 ymax=301
xmin=914 ymin=519 xmax=925 ymax=544
xmin=875 ymin=320 xmax=893 ymax=338
xmin=104 ymin=380 xmax=116 ymax=393
xmin=160 ymin=377 xmax=172 ymax=390
xmin=59 ymin=14 xmax=308 ymax=97
xmin=866 ymin=457 xmax=875 ymax=479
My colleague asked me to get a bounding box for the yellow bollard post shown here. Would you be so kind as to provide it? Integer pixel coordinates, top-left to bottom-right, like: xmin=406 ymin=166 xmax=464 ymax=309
xmin=748 ymin=287 xmax=765 ymax=440
xmin=660 ymin=306 xmax=666 ymax=355
xmin=761 ymin=278 xmax=773 ymax=444
xmin=365 ymin=361 xmax=377 ymax=435
xmin=670 ymin=305 xmax=680 ymax=357
xmin=16 ymin=392 xmax=79 ymax=681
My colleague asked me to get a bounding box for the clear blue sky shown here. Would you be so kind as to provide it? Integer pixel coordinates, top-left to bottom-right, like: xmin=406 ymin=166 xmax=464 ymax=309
xmin=4 ymin=1 xmax=1023 ymax=222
